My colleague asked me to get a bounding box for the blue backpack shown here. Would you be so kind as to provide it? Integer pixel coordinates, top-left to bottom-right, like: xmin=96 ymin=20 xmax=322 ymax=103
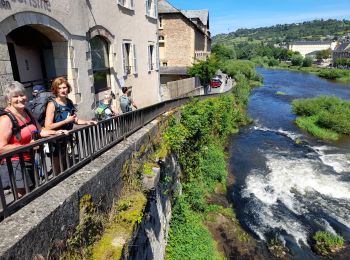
xmin=119 ymin=95 xmax=131 ymax=113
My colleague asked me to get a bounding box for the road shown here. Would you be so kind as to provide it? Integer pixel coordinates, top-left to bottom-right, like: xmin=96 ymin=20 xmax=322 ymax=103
xmin=209 ymin=71 xmax=234 ymax=94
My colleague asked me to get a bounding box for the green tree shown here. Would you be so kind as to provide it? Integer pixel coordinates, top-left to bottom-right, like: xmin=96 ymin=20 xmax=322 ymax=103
xmin=211 ymin=44 xmax=236 ymax=61
xmin=316 ymin=49 xmax=331 ymax=60
xmin=302 ymin=56 xmax=314 ymax=67
xmin=334 ymin=57 xmax=350 ymax=68
xmin=291 ymin=54 xmax=304 ymax=66
xmin=187 ymin=57 xmax=219 ymax=86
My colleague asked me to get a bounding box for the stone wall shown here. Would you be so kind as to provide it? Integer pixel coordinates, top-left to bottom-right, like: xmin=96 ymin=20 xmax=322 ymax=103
xmin=161 ymin=14 xmax=194 ymax=67
xmin=0 ymin=115 xmax=171 ymax=259
xmin=128 ymin=155 xmax=180 ymax=260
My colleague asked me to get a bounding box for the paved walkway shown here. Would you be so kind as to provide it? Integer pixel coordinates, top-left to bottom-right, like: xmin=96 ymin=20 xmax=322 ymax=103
xmin=209 ymin=70 xmax=234 ymax=94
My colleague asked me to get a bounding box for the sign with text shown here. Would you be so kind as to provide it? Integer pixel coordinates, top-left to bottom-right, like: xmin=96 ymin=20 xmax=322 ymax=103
xmin=1 ymin=0 xmax=51 ymax=12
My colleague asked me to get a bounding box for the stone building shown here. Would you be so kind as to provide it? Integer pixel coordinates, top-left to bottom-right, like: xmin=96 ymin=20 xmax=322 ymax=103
xmin=288 ymin=41 xmax=337 ymax=58
xmin=157 ymin=0 xmax=211 ymax=84
xmin=0 ymin=0 xmax=160 ymax=118
xmin=332 ymin=42 xmax=350 ymax=60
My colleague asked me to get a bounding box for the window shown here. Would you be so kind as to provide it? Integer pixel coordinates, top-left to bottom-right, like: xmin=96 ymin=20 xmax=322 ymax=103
xmin=118 ymin=0 xmax=134 ymax=9
xmin=159 ymin=36 xmax=165 ymax=43
xmin=146 ymin=0 xmax=157 ymax=18
xmin=122 ymin=41 xmax=137 ymax=76
xmin=148 ymin=43 xmax=159 ymax=71
xmin=159 ymin=16 xmax=163 ymax=28
xmin=90 ymin=36 xmax=110 ymax=93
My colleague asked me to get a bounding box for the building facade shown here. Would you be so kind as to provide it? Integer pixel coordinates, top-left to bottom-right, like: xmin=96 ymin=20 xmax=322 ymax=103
xmin=0 ymin=0 xmax=160 ymax=118
xmin=332 ymin=42 xmax=350 ymax=60
xmin=157 ymin=0 xmax=211 ymax=83
xmin=288 ymin=41 xmax=337 ymax=58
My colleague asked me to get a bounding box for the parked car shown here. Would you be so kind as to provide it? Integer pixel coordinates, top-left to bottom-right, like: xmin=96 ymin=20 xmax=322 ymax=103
xmin=210 ymin=75 xmax=222 ymax=88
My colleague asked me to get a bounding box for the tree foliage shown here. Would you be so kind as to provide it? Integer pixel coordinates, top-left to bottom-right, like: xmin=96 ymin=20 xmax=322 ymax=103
xmin=302 ymin=56 xmax=314 ymax=67
xmin=316 ymin=49 xmax=332 ymax=60
xmin=291 ymin=54 xmax=304 ymax=66
xmin=214 ymin=19 xmax=350 ymax=45
xmin=187 ymin=56 xmax=219 ymax=86
xmin=334 ymin=57 xmax=350 ymax=68
xmin=211 ymin=44 xmax=237 ymax=61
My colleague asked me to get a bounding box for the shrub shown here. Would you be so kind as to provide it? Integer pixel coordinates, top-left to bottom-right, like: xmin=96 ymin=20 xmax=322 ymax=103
xmin=291 ymin=54 xmax=303 ymax=66
xmin=292 ymin=96 xmax=350 ymax=140
xmin=201 ymin=143 xmax=227 ymax=191
xmin=318 ymin=68 xmax=347 ymax=80
xmin=251 ymin=56 xmax=269 ymax=67
xmin=302 ymin=56 xmax=314 ymax=67
xmin=295 ymin=116 xmax=339 ymax=140
xmin=188 ymin=56 xmax=219 ymax=86
xmin=222 ymin=59 xmax=256 ymax=80
xmin=313 ymin=231 xmax=344 ymax=256
xmin=268 ymin=57 xmax=280 ymax=67
xmin=166 ymin=198 xmax=221 ymax=260
xmin=165 ymin=95 xmax=247 ymax=259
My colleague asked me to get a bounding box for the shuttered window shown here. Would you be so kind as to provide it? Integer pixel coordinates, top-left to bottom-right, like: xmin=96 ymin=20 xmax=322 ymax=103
xmin=122 ymin=41 xmax=137 ymax=76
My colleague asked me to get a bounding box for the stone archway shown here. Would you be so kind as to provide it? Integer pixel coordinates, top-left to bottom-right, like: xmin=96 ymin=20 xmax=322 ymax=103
xmin=0 ymin=12 xmax=71 ymax=106
xmin=87 ymin=25 xmax=114 ymax=44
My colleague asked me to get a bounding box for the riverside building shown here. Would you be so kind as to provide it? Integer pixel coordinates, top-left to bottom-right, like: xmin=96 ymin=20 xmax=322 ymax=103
xmin=0 ymin=0 xmax=160 ymax=118
xmin=288 ymin=41 xmax=337 ymax=58
xmin=157 ymin=0 xmax=211 ymax=84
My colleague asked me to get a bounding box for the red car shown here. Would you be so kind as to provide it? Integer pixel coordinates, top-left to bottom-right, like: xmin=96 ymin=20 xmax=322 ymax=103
xmin=210 ymin=78 xmax=222 ymax=88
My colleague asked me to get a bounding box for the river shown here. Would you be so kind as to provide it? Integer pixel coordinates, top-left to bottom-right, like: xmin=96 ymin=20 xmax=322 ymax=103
xmin=228 ymin=68 xmax=350 ymax=259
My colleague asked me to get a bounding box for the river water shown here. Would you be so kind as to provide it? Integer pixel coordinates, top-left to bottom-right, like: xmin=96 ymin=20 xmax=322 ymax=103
xmin=228 ymin=68 xmax=350 ymax=259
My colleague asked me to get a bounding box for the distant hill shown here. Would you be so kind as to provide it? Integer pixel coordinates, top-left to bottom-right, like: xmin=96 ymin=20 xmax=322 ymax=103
xmin=213 ymin=19 xmax=350 ymax=46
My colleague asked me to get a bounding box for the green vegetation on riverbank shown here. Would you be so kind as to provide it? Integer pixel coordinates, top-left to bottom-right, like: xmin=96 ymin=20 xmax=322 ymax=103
xmin=270 ymin=64 xmax=350 ymax=82
xmin=292 ymin=96 xmax=350 ymax=140
xmin=165 ymin=89 xmax=254 ymax=258
xmin=313 ymin=231 xmax=345 ymax=256
xmin=211 ymin=19 xmax=350 ymax=84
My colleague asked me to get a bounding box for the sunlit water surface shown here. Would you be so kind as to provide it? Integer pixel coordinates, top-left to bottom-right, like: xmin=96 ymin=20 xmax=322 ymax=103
xmin=229 ymin=68 xmax=350 ymax=259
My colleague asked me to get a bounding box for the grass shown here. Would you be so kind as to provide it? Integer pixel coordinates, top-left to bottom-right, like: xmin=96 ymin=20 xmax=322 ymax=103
xmin=292 ymin=96 xmax=350 ymax=140
xmin=313 ymin=231 xmax=345 ymax=256
xmin=274 ymin=63 xmax=350 ymax=83
xmin=295 ymin=116 xmax=339 ymax=141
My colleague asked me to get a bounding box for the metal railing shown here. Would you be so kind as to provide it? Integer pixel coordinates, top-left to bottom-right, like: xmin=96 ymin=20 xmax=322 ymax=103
xmin=0 ymin=86 xmax=215 ymax=220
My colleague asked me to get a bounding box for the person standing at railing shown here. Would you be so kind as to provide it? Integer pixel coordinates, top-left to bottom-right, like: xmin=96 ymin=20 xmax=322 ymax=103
xmin=44 ymin=77 xmax=97 ymax=174
xmin=0 ymin=81 xmax=67 ymax=197
xmin=95 ymin=92 xmax=120 ymax=120
xmin=119 ymin=87 xmax=137 ymax=113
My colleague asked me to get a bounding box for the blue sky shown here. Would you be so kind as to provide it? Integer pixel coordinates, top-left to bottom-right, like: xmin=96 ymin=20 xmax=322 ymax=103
xmin=167 ymin=0 xmax=350 ymax=36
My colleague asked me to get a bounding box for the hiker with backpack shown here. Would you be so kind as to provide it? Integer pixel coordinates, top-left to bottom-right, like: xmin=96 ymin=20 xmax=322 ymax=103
xmin=45 ymin=77 xmax=97 ymax=130
xmin=44 ymin=77 xmax=97 ymax=174
xmin=119 ymin=87 xmax=137 ymax=113
xmin=26 ymin=84 xmax=45 ymax=111
xmin=0 ymin=81 xmax=67 ymax=197
xmin=95 ymin=92 xmax=120 ymax=121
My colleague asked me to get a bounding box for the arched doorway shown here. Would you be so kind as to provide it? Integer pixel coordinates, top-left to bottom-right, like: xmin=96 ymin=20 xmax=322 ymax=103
xmin=7 ymin=25 xmax=56 ymax=86
xmin=0 ymin=12 xmax=70 ymax=103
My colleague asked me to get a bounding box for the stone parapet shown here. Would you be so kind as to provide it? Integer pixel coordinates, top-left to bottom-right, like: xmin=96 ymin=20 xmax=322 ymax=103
xmin=0 ymin=116 xmax=165 ymax=259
